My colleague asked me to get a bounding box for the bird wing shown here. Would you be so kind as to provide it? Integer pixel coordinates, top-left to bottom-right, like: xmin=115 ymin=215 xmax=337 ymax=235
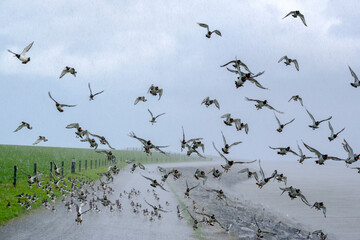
xmin=265 ymin=104 xmax=284 ymax=114
xmin=327 ymin=156 xmax=345 ymax=161
xmin=89 ymin=132 xmax=102 ymax=139
xmin=299 ymin=193 xmax=311 ymax=206
xmin=245 ymin=97 xmax=260 ymax=103
xmin=234 ymin=159 xmax=257 ymax=164
xmin=7 ymin=49 xmax=17 ymax=55
xmin=158 ymin=184 xmax=169 ymax=192
xmin=213 ymin=99 xmax=220 ymax=109
xmin=158 ymin=89 xmax=163 ymax=100
xmin=197 ymin=23 xmax=209 ymax=31
xmin=182 ymin=126 xmax=185 ymax=141
xmin=138 ymin=163 xmax=145 ymax=170
xmin=282 ymin=11 xmax=294 ymax=19
xmin=318 ymin=116 xmax=332 ymax=124
xmin=299 ymin=13 xmax=307 ymax=26
xmin=303 ymin=142 xmax=321 ymax=158
xmin=278 ymin=55 xmax=288 ymax=63
xmin=269 ymin=146 xmax=281 ymax=150
xmin=147 ymin=84 xmax=153 ymax=93
xmin=349 ymin=65 xmax=359 ymax=81
xmin=299 ymin=97 xmax=304 ymax=106
xmin=221 ymin=113 xmax=231 ymax=119
xmin=88 ymin=83 xmax=92 ymax=94
xmin=201 ymin=97 xmax=209 ymax=105
xmin=336 ymin=127 xmax=345 ymax=135
xmin=220 ymin=60 xmax=235 ymax=67
xmin=60 ymin=104 xmax=76 ymax=108
xmin=343 ymin=139 xmax=354 ymax=156
xmin=66 ymin=123 xmax=79 ymax=129
xmin=141 ymin=174 xmax=154 ymax=182
xmin=292 ymin=59 xmax=300 ymax=71
xmin=228 ymin=141 xmax=242 ymax=149
xmin=147 ymin=109 xmax=154 ymax=118
xmin=14 ymin=124 xmax=24 ymax=132
xmin=328 ymin=121 xmax=334 ymax=135
xmin=252 ymin=70 xmax=265 ymax=78
xmin=21 ymin=41 xmax=34 ymax=56
xmin=59 ymin=68 xmax=68 ymax=79
xmin=226 ymin=67 xmax=239 ymax=74
xmin=134 ymin=97 xmax=141 ymax=105
xmin=187 ymin=209 xmax=196 ymax=221
xmin=284 ymin=118 xmax=295 ymax=126
xmin=258 ymin=160 xmax=265 ymax=179
xmin=213 ymin=142 xmax=228 ymax=163
xmin=306 ymin=108 xmax=316 ymax=124
xmin=190 ymin=183 xmax=200 ymax=191
xmin=274 ymin=113 xmax=281 ymax=127
xmin=238 ymin=168 xmax=249 ymax=174
xmin=33 ymin=138 xmax=41 ymax=145
xmin=93 ymin=90 xmax=104 ymax=97
xmin=48 ymin=92 xmax=57 ymax=103
xmin=221 ymin=131 xmax=227 ymax=145
xmin=249 ymin=78 xmax=268 ymax=89
xmin=212 ymin=30 xmax=221 ymax=36
xmin=155 ymin=113 xmax=166 ymax=119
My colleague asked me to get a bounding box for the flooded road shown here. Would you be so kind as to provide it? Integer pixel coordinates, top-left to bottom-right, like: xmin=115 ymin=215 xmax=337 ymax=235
xmin=1 ymin=160 xmax=358 ymax=239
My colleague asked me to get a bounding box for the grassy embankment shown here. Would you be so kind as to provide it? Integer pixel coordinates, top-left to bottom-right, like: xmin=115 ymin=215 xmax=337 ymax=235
xmin=0 ymin=144 xmax=201 ymax=225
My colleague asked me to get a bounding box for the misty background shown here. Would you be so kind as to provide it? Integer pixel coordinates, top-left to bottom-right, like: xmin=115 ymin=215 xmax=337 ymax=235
xmin=1 ymin=0 xmax=360 ymax=162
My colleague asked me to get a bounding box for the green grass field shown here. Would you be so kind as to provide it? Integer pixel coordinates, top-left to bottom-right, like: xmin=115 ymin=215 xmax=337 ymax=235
xmin=0 ymin=144 xmax=202 ymax=225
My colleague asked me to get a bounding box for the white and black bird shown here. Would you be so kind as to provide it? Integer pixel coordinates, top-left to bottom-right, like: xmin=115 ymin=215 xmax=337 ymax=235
xmin=201 ymin=97 xmax=220 ymax=110
xmin=274 ymin=113 xmax=295 ymax=132
xmin=213 ymin=142 xmax=256 ymax=172
xmin=342 ymin=139 xmax=360 ymax=165
xmin=288 ymin=95 xmax=303 ymax=106
xmin=88 ymin=83 xmax=104 ymax=101
xmin=328 ymin=122 xmax=345 ymax=141
xmin=306 ymin=108 xmax=332 ymax=130
xmin=59 ymin=66 xmax=77 ymax=78
xmin=348 ymin=66 xmax=360 ymax=88
xmin=33 ymin=136 xmax=48 ymax=145
xmin=278 ymin=56 xmax=299 ymax=71
xmin=134 ymin=96 xmax=147 ymax=105
xmin=48 ymin=92 xmax=76 ymax=112
xmin=14 ymin=121 xmax=32 ymax=132
xmin=303 ymin=142 xmax=343 ymax=165
xmin=148 ymin=109 xmax=165 ymax=125
xmin=283 ymin=10 xmax=307 ymax=26
xmin=220 ymin=131 xmax=242 ymax=154
xmin=246 ymin=97 xmax=283 ymax=113
xmin=296 ymin=142 xmax=313 ymax=164
xmin=141 ymin=175 xmax=169 ymax=192
xmin=148 ymin=84 xmax=163 ymax=100
xmin=8 ymin=41 xmax=34 ymax=64
xmin=197 ymin=23 xmax=221 ymax=38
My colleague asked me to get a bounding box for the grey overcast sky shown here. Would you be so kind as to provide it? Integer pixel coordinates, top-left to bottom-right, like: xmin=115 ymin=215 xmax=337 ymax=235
xmin=1 ymin=0 xmax=360 ymax=161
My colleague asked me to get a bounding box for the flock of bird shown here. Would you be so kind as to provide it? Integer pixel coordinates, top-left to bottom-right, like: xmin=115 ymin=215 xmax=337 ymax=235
xmin=7 ymin=9 xmax=359 ymax=240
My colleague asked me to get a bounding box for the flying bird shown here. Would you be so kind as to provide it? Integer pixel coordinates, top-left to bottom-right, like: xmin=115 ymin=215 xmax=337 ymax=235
xmin=197 ymin=23 xmax=221 ymax=38
xmin=288 ymin=95 xmax=303 ymax=106
xmin=148 ymin=109 xmax=165 ymax=125
xmin=348 ymin=66 xmax=360 ymax=88
xmin=220 ymin=131 xmax=242 ymax=154
xmin=306 ymin=108 xmax=332 ymax=130
xmin=8 ymin=41 xmax=34 ymax=64
xmin=59 ymin=66 xmax=77 ymax=78
xmin=278 ymin=56 xmax=299 ymax=71
xmin=48 ymin=92 xmax=76 ymax=112
xmin=33 ymin=136 xmax=48 ymax=145
xmin=148 ymin=84 xmax=163 ymax=100
xmin=328 ymin=122 xmax=345 ymax=141
xmin=134 ymin=96 xmax=147 ymax=105
xmin=283 ymin=10 xmax=307 ymax=26
xmin=274 ymin=113 xmax=295 ymax=132
xmin=14 ymin=121 xmax=32 ymax=132
xmin=213 ymin=142 xmax=256 ymax=172
xmin=88 ymin=83 xmax=104 ymax=101
xmin=303 ymin=142 xmax=343 ymax=165
xmin=246 ymin=97 xmax=283 ymax=113
xmin=201 ymin=97 xmax=220 ymax=109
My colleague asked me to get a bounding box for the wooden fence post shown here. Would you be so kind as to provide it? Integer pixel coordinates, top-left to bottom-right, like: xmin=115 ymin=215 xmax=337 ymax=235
xmin=34 ymin=163 xmax=37 ymax=182
xmin=95 ymin=160 xmax=97 ymax=168
xmin=13 ymin=166 xmax=17 ymax=188
xmin=91 ymin=160 xmax=93 ymax=169
xmin=85 ymin=160 xmax=87 ymax=170
xmin=61 ymin=161 xmax=64 ymax=176
xmin=50 ymin=162 xmax=53 ymax=180
xmin=79 ymin=160 xmax=81 ymax=172
xmin=71 ymin=162 xmax=75 ymax=173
